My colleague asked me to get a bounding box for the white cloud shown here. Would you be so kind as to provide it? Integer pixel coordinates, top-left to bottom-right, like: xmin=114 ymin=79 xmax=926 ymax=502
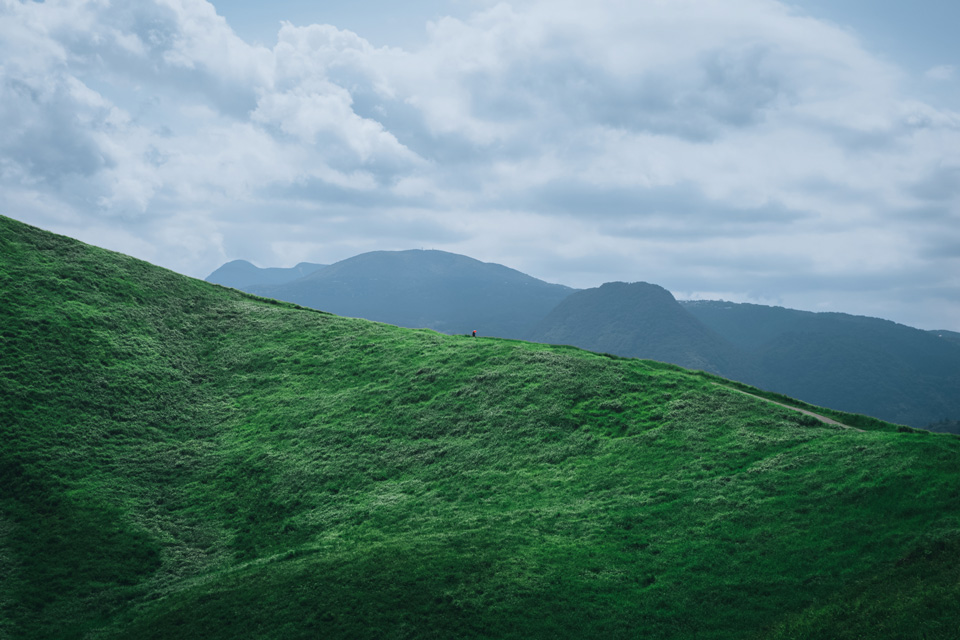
xmin=0 ymin=0 xmax=958 ymax=329
xmin=251 ymin=82 xmax=416 ymax=163
xmin=925 ymin=65 xmax=956 ymax=82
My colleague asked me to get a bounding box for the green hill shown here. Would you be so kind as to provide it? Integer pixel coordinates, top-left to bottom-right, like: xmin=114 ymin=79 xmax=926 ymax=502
xmin=2 ymin=214 xmax=959 ymax=639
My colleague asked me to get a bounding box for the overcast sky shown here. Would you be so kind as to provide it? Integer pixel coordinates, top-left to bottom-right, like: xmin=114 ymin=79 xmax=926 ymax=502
xmin=2 ymin=0 xmax=958 ymax=330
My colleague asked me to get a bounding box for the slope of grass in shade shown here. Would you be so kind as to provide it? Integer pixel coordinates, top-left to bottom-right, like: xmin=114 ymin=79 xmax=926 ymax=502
xmin=1 ymin=214 xmax=959 ymax=639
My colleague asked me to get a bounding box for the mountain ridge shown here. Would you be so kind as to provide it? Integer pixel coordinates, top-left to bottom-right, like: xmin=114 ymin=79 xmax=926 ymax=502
xmin=681 ymin=300 xmax=960 ymax=430
xmin=526 ymin=281 xmax=750 ymax=379
xmin=241 ymin=248 xmax=576 ymax=339
xmin=207 ymin=253 xmax=958 ymax=430
xmin=206 ymin=259 xmax=327 ymax=290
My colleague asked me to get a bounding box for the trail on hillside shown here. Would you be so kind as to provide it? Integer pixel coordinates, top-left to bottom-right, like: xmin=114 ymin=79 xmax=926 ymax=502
xmin=715 ymin=384 xmax=864 ymax=431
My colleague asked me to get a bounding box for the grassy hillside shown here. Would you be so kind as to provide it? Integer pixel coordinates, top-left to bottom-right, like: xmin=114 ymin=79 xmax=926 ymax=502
xmin=2 ymin=214 xmax=959 ymax=639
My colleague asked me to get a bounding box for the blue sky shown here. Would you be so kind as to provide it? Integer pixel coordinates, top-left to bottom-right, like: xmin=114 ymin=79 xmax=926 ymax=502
xmin=220 ymin=0 xmax=960 ymax=72
xmin=1 ymin=0 xmax=958 ymax=330
xmin=789 ymin=0 xmax=959 ymax=69
xmin=218 ymin=0 xmax=467 ymax=49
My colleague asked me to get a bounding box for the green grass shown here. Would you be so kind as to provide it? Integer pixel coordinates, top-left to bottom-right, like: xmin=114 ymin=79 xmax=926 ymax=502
xmin=2 ymin=214 xmax=959 ymax=639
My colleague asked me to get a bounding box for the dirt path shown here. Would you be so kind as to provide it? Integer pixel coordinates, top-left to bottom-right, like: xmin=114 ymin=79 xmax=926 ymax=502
xmin=715 ymin=384 xmax=864 ymax=432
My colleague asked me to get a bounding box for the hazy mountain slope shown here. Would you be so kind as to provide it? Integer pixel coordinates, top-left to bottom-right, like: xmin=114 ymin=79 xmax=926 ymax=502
xmin=527 ymin=282 xmax=749 ymax=377
xmin=683 ymin=301 xmax=960 ymax=430
xmin=205 ymin=259 xmax=326 ymax=289
xmin=931 ymin=329 xmax=960 ymax=348
xmin=679 ymin=301 xmax=818 ymax=350
xmin=3 ymin=214 xmax=960 ymax=640
xmin=247 ymin=249 xmax=575 ymax=338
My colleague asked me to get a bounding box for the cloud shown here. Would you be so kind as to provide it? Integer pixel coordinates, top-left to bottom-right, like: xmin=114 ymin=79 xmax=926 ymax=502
xmin=925 ymin=65 xmax=956 ymax=82
xmin=1 ymin=0 xmax=958 ymax=329
xmin=911 ymin=164 xmax=960 ymax=201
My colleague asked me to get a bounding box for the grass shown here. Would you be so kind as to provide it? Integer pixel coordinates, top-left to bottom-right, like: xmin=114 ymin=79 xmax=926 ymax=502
xmin=1 ymin=214 xmax=959 ymax=639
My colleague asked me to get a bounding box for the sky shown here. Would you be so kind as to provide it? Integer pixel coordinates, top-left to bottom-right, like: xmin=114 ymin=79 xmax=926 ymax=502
xmin=2 ymin=0 xmax=958 ymax=331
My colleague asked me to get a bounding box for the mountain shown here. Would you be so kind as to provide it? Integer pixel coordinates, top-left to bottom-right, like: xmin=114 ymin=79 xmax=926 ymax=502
xmin=246 ymin=249 xmax=575 ymax=339
xmin=205 ymin=259 xmax=326 ymax=289
xmin=526 ymin=282 xmax=748 ymax=377
xmin=526 ymin=290 xmax=960 ymax=430
xmin=4 ymin=214 xmax=960 ymax=639
xmin=682 ymin=301 xmax=960 ymax=431
xmin=931 ymin=329 xmax=960 ymax=348
xmin=208 ymin=250 xmax=960 ymax=429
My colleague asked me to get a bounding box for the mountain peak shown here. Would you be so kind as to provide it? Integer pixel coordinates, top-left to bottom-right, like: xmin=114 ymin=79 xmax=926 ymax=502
xmin=527 ymin=281 xmax=744 ymax=375
xmin=246 ymin=248 xmax=574 ymax=338
xmin=205 ymin=260 xmax=326 ymax=290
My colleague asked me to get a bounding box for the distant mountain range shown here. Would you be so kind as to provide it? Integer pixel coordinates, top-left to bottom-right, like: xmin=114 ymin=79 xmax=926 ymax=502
xmin=526 ymin=282 xmax=749 ymax=378
xmin=206 ymin=259 xmax=326 ymax=289
xmin=207 ymin=253 xmax=960 ymax=431
xmin=240 ymin=250 xmax=574 ymax=340
xmin=931 ymin=329 xmax=960 ymax=347
xmin=528 ymin=291 xmax=960 ymax=430
xmin=681 ymin=301 xmax=960 ymax=430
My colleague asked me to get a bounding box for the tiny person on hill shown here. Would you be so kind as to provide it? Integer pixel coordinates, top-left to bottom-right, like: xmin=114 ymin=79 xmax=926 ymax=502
xmin=472 ymin=329 xmax=477 ymax=337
